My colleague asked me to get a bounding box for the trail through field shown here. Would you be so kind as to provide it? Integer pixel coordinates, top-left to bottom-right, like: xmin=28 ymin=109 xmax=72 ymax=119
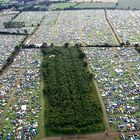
xmin=93 ymin=80 xmax=111 ymax=132
xmin=43 ymin=131 xmax=140 ymax=140
xmin=33 ymin=55 xmax=46 ymax=140
xmin=0 ymin=67 xmax=23 ymax=126
xmin=104 ymin=9 xmax=122 ymax=45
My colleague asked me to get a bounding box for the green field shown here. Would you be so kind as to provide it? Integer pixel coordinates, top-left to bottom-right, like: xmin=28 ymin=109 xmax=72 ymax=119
xmin=0 ymin=0 xmax=9 ymax=3
xmin=49 ymin=2 xmax=78 ymax=10
xmin=42 ymin=47 xmax=104 ymax=136
xmin=48 ymin=2 xmax=116 ymax=10
xmin=74 ymin=2 xmax=116 ymax=9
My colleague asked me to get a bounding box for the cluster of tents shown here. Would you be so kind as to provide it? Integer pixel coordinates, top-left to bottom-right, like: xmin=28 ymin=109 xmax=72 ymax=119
xmin=107 ymin=10 xmax=140 ymax=45
xmin=84 ymin=47 xmax=140 ymax=132
xmin=29 ymin=10 xmax=117 ymax=46
xmin=0 ymin=49 xmax=41 ymax=140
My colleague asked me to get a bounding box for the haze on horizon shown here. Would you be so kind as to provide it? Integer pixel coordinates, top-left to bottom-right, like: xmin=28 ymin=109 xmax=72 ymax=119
xmin=90 ymin=0 xmax=118 ymax=2
xmin=70 ymin=0 xmax=118 ymax=3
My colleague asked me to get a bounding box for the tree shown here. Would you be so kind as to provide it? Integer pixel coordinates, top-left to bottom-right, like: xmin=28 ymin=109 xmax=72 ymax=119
xmin=24 ymin=29 xmax=28 ymax=34
xmin=79 ymin=52 xmax=86 ymax=59
xmin=83 ymin=61 xmax=88 ymax=67
xmin=120 ymin=42 xmax=125 ymax=47
xmin=64 ymin=42 xmax=69 ymax=48
xmin=17 ymin=30 xmax=19 ymax=34
xmin=41 ymin=43 xmax=48 ymax=48
xmin=50 ymin=43 xmax=54 ymax=48
xmin=115 ymin=2 xmax=118 ymax=7
xmin=75 ymin=44 xmax=80 ymax=48
xmin=126 ymin=40 xmax=130 ymax=45
xmin=134 ymin=44 xmax=140 ymax=53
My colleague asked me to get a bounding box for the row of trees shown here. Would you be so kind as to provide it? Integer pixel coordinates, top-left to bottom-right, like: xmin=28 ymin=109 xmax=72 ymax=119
xmin=134 ymin=44 xmax=140 ymax=53
xmin=42 ymin=47 xmax=104 ymax=135
xmin=0 ymin=45 xmax=20 ymax=75
xmin=0 ymin=37 xmax=27 ymax=75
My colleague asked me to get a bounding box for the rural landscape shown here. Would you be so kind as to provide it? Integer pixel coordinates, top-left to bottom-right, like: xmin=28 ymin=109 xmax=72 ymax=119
xmin=0 ymin=0 xmax=140 ymax=140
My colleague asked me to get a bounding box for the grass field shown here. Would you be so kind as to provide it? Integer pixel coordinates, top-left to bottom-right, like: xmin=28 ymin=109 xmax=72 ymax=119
xmin=49 ymin=2 xmax=78 ymax=10
xmin=74 ymin=2 xmax=116 ymax=8
xmin=48 ymin=2 xmax=116 ymax=10
xmin=0 ymin=0 xmax=9 ymax=3
xmin=70 ymin=0 xmax=118 ymax=2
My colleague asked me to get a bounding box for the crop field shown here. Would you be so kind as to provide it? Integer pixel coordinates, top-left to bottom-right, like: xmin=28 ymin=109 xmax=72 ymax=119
xmin=29 ymin=10 xmax=117 ymax=46
xmin=0 ymin=49 xmax=42 ymax=139
xmin=42 ymin=47 xmax=104 ymax=135
xmin=0 ymin=0 xmax=9 ymax=3
xmin=49 ymin=2 xmax=78 ymax=10
xmin=74 ymin=2 xmax=116 ymax=9
xmin=83 ymin=47 xmax=140 ymax=132
xmin=70 ymin=0 xmax=118 ymax=2
xmin=107 ymin=10 xmax=140 ymax=45
xmin=0 ymin=9 xmax=140 ymax=140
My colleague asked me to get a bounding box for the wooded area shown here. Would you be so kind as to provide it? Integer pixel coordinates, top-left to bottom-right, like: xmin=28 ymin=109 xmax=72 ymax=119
xmin=41 ymin=47 xmax=104 ymax=135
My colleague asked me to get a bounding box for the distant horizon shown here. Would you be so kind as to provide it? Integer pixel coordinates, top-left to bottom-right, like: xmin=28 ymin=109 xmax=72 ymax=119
xmin=70 ymin=0 xmax=118 ymax=3
xmin=89 ymin=0 xmax=118 ymax=2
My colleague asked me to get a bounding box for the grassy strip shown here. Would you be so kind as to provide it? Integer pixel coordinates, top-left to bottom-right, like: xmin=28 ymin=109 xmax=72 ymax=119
xmin=49 ymin=2 xmax=78 ymax=10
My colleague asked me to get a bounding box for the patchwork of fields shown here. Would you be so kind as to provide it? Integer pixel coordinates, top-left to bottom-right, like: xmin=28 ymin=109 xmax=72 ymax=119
xmin=0 ymin=9 xmax=140 ymax=140
xmin=1 ymin=10 xmax=140 ymax=51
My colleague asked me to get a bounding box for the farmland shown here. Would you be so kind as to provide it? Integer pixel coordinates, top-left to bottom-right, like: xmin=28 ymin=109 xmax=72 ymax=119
xmin=74 ymin=2 xmax=116 ymax=9
xmin=0 ymin=8 xmax=140 ymax=140
xmin=49 ymin=2 xmax=78 ymax=10
xmin=0 ymin=0 xmax=9 ymax=3
xmin=41 ymin=47 xmax=104 ymax=135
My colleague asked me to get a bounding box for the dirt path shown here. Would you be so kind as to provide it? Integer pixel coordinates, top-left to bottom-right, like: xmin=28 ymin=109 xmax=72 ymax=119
xmin=93 ymin=80 xmax=111 ymax=132
xmin=42 ymin=130 xmax=140 ymax=140
xmin=33 ymin=54 xmax=46 ymax=140
xmin=25 ymin=15 xmax=46 ymax=45
xmin=49 ymin=11 xmax=61 ymax=44
xmin=0 ymin=67 xmax=23 ymax=125
xmin=104 ymin=9 xmax=122 ymax=45
xmin=78 ymin=11 xmax=83 ymax=44
xmin=81 ymin=47 xmax=110 ymax=132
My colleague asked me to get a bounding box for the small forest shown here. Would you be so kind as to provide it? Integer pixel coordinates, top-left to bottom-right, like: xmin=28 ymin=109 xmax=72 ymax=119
xmin=41 ymin=47 xmax=104 ymax=135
